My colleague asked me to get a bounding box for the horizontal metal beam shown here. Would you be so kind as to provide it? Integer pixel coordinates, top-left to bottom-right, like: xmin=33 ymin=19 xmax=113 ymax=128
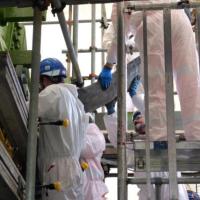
xmin=0 ymin=0 xmax=33 ymax=7
xmin=126 ymin=1 xmax=200 ymax=11
xmin=61 ymin=0 xmax=129 ymax=5
xmin=63 ymin=48 xmax=107 ymax=53
xmin=21 ymin=19 xmax=112 ymax=25
xmin=10 ymin=50 xmax=32 ymax=65
xmin=127 ymin=177 xmax=200 ymax=185
xmin=134 ymin=141 xmax=200 ymax=172
xmin=0 ymin=0 xmax=129 ymax=7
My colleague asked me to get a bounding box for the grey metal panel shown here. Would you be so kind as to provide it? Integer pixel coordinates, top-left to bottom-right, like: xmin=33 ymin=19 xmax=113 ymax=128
xmin=78 ymin=56 xmax=140 ymax=113
xmin=0 ymin=52 xmax=28 ymax=169
xmin=134 ymin=141 xmax=200 ymax=172
xmin=0 ymin=142 xmax=25 ymax=200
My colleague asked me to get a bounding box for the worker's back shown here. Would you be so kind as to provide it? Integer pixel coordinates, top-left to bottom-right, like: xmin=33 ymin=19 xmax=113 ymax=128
xmin=38 ymin=83 xmax=88 ymax=200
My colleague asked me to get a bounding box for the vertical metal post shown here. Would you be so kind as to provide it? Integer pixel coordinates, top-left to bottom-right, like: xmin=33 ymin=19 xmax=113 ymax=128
xmin=52 ymin=0 xmax=83 ymax=86
xmin=91 ymin=4 xmax=96 ymax=83
xmin=155 ymin=184 xmax=162 ymax=200
xmin=101 ymin=4 xmax=106 ymax=113
xmin=72 ymin=5 xmax=79 ymax=80
xmin=101 ymin=4 xmax=106 ymax=67
xmin=25 ymin=7 xmax=42 ymax=200
xmin=67 ymin=5 xmax=72 ymax=82
xmin=196 ymin=8 xmax=200 ymax=70
xmin=143 ymin=10 xmax=151 ymax=200
xmin=117 ymin=2 xmax=127 ymax=200
xmin=163 ymin=8 xmax=178 ymax=200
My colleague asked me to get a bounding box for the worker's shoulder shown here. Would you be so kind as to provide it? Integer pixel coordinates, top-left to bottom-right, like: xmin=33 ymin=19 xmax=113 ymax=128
xmin=60 ymin=83 xmax=78 ymax=98
xmin=39 ymin=83 xmax=79 ymax=101
xmin=42 ymin=83 xmax=76 ymax=93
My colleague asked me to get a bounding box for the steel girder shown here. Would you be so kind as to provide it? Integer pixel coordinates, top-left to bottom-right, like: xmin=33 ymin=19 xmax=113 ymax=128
xmin=0 ymin=0 xmax=127 ymax=7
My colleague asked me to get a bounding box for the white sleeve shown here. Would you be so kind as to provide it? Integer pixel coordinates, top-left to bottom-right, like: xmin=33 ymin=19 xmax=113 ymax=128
xmin=131 ymin=93 xmax=145 ymax=115
xmin=106 ymin=3 xmax=133 ymax=64
xmin=103 ymin=113 xmax=117 ymax=148
xmin=81 ymin=123 xmax=105 ymax=159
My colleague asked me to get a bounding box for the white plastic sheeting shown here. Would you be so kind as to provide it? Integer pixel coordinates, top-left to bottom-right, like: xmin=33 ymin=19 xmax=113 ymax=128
xmin=38 ymin=83 xmax=88 ymax=200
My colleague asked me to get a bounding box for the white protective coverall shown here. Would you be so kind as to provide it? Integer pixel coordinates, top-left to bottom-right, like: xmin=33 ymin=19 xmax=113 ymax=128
xmin=38 ymin=83 xmax=88 ymax=200
xmin=81 ymin=123 xmax=108 ymax=200
xmin=103 ymin=23 xmax=145 ymax=115
xmin=103 ymin=113 xmax=189 ymax=200
xmin=106 ymin=0 xmax=200 ymax=141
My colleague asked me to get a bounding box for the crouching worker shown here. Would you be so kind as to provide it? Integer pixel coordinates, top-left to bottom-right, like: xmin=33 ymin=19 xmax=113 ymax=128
xmin=81 ymin=114 xmax=108 ymax=200
xmin=38 ymin=58 xmax=88 ymax=200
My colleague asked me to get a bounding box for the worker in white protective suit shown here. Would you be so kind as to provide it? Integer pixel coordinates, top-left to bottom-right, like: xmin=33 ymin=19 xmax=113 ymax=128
xmin=103 ymin=23 xmax=145 ymax=115
xmin=81 ymin=114 xmax=109 ymax=200
xmin=104 ymin=97 xmax=189 ymax=200
xmin=38 ymin=58 xmax=88 ymax=200
xmin=99 ymin=1 xmax=200 ymax=141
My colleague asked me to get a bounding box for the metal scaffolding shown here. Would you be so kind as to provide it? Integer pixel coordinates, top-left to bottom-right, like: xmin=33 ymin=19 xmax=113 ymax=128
xmin=21 ymin=1 xmax=200 ymax=200
xmin=25 ymin=6 xmax=42 ymax=200
xmin=2 ymin=1 xmax=200 ymax=200
xmin=116 ymin=2 xmax=127 ymax=200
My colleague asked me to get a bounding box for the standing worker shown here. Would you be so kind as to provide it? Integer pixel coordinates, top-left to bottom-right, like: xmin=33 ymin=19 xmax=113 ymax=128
xmin=81 ymin=114 xmax=108 ymax=200
xmin=38 ymin=58 xmax=88 ymax=200
xmin=99 ymin=1 xmax=200 ymax=141
xmin=104 ymin=95 xmax=189 ymax=200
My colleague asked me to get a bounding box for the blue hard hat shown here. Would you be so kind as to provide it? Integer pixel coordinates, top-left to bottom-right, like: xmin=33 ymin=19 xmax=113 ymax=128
xmin=40 ymin=58 xmax=67 ymax=78
xmin=132 ymin=111 xmax=142 ymax=122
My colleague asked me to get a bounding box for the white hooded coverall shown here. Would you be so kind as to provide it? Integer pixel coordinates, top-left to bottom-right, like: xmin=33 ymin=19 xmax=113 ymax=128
xmin=103 ymin=113 xmax=189 ymax=200
xmin=103 ymin=23 xmax=145 ymax=115
xmin=81 ymin=123 xmax=108 ymax=200
xmin=38 ymin=83 xmax=88 ymax=200
xmin=107 ymin=0 xmax=200 ymax=141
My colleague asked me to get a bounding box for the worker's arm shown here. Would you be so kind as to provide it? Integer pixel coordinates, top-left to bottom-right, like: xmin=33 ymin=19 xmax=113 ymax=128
xmin=98 ymin=3 xmax=132 ymax=90
xmin=103 ymin=113 xmax=118 ymax=148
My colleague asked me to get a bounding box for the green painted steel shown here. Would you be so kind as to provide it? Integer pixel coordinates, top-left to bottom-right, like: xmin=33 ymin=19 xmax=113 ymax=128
xmin=0 ymin=7 xmax=34 ymax=25
xmin=0 ymin=23 xmax=26 ymax=51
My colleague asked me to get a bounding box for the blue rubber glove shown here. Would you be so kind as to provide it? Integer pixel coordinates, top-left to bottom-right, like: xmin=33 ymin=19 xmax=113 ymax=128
xmin=98 ymin=66 xmax=112 ymax=90
xmin=105 ymin=98 xmax=117 ymax=115
xmin=128 ymin=75 xmax=141 ymax=97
